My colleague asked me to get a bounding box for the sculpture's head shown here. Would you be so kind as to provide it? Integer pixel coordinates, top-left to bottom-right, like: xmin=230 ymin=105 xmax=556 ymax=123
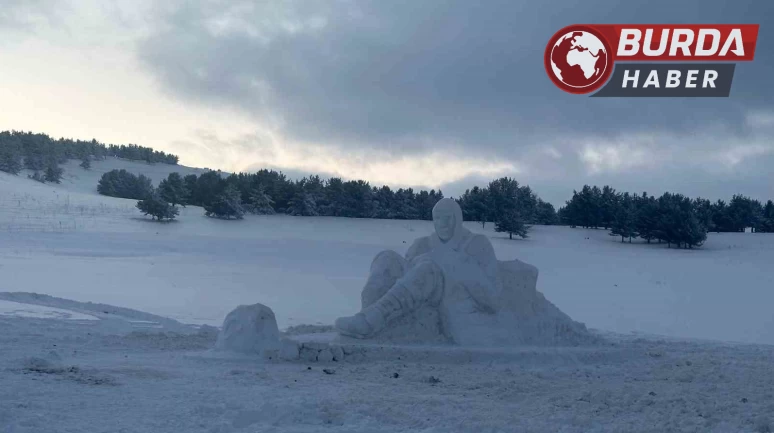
xmin=432 ymin=198 xmax=463 ymax=243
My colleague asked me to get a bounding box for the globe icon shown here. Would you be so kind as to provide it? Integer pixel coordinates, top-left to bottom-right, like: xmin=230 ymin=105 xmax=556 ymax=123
xmin=549 ymin=31 xmax=608 ymax=89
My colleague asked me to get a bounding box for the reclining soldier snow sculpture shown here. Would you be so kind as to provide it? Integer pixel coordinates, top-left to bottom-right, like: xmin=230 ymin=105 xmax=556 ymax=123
xmin=335 ymin=198 xmax=591 ymax=346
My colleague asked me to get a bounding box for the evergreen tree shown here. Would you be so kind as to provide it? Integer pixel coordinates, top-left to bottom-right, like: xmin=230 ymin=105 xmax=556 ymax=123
xmin=158 ymin=172 xmax=189 ymax=207
xmin=495 ymin=208 xmax=529 ymax=239
xmin=79 ymin=156 xmax=91 ymax=170
xmin=610 ymin=192 xmax=637 ymax=242
xmin=248 ymin=184 xmax=275 ymax=215
xmin=204 ymin=184 xmax=245 ymax=219
xmin=372 ymin=186 xmax=395 ymax=219
xmin=459 ymin=186 xmax=489 ymax=227
xmin=487 ymin=177 xmax=532 ymax=236
xmin=692 ymin=197 xmax=715 ymax=232
xmin=534 ymin=199 xmax=558 ymax=225
xmin=600 ymin=185 xmax=618 ymax=229
xmin=562 ymin=185 xmax=601 ymax=229
xmin=322 ymin=177 xmax=346 ymax=216
xmin=341 ymin=180 xmax=374 ymax=218
xmin=711 ymin=200 xmax=734 ymax=232
xmin=759 ymin=200 xmax=774 ymax=233
xmin=0 ymin=137 xmax=23 ymax=174
xmin=393 ymin=188 xmax=419 ymax=220
xmin=635 ymin=192 xmax=659 ymax=243
xmin=192 ymin=171 xmax=224 ymax=207
xmin=656 ymin=193 xmax=707 ymax=248
xmin=97 ymin=169 xmax=153 ymax=200
xmin=289 ymin=191 xmax=319 ymax=216
xmin=727 ymin=194 xmax=762 ymax=232
xmin=44 ymin=163 xmax=63 ymax=183
xmin=416 ymin=190 xmax=434 ymax=221
xmin=136 ymin=191 xmax=179 ymax=221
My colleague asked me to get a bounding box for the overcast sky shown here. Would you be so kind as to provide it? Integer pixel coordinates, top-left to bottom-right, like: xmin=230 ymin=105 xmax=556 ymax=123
xmin=1 ymin=0 xmax=772 ymax=206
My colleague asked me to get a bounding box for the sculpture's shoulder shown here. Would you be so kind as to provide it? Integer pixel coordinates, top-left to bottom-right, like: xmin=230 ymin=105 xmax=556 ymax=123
xmin=464 ymin=233 xmax=496 ymax=264
xmin=405 ymin=235 xmax=433 ymax=261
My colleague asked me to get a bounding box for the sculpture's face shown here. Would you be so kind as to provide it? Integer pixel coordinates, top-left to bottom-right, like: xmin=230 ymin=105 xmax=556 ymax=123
xmin=433 ymin=210 xmax=456 ymax=242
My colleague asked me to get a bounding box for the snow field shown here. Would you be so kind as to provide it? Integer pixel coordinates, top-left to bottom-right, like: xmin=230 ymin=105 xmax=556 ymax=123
xmin=2 ymin=158 xmax=774 ymax=431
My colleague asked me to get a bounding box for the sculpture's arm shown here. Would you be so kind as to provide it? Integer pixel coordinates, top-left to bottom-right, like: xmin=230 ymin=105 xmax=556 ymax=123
xmin=463 ymin=234 xmax=500 ymax=312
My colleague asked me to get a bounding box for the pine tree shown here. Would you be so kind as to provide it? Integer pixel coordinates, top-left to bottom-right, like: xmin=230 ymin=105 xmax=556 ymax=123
xmin=692 ymin=197 xmax=714 ymax=232
xmin=158 ymin=173 xmax=189 ymax=207
xmin=0 ymin=139 xmax=23 ymax=174
xmin=487 ymin=177 xmax=531 ymax=236
xmin=204 ymin=184 xmax=245 ymax=219
xmin=711 ymin=200 xmax=734 ymax=232
xmin=535 ymin=199 xmax=558 ymax=225
xmin=183 ymin=174 xmax=199 ymax=205
xmin=459 ymin=186 xmax=489 ymax=227
xmin=610 ymin=192 xmax=638 ymax=242
xmin=495 ymin=208 xmax=529 ymax=240
xmin=635 ymin=193 xmax=658 ymax=243
xmin=79 ymin=157 xmax=91 ymax=170
xmin=288 ymin=191 xmax=319 ymax=216
xmin=759 ymin=200 xmax=774 ymax=233
xmin=656 ymin=193 xmax=706 ymax=248
xmin=248 ymin=184 xmax=275 ymax=215
xmin=136 ymin=191 xmax=179 ymax=221
xmin=372 ymin=185 xmax=395 ymax=219
xmin=727 ymin=194 xmax=761 ymax=232
xmin=135 ymin=174 xmax=153 ymax=199
xmin=392 ymin=188 xmax=419 ymax=220
xmin=44 ymin=164 xmax=63 ymax=183
xmin=341 ymin=180 xmax=374 ymax=218
xmin=600 ymin=186 xmax=618 ymax=229
xmin=192 ymin=171 xmax=223 ymax=208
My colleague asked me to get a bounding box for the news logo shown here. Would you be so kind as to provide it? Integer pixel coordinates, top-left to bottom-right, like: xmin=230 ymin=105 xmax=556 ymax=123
xmin=544 ymin=24 xmax=759 ymax=97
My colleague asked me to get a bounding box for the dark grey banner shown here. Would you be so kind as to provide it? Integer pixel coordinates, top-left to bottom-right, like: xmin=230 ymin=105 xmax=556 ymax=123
xmin=591 ymin=63 xmax=736 ymax=97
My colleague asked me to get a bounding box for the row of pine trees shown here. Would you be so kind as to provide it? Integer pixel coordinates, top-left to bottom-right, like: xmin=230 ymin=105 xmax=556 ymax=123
xmin=101 ymin=169 xmax=453 ymax=223
xmin=5 ymin=131 xmax=773 ymax=248
xmin=100 ymin=168 xmax=774 ymax=249
xmin=101 ymin=169 xmax=556 ymax=241
xmin=558 ymin=185 xmax=774 ymax=248
xmin=0 ymin=130 xmax=179 ymax=183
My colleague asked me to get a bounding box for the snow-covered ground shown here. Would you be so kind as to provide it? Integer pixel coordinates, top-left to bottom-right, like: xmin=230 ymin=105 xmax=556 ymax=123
xmin=2 ymin=159 xmax=774 ymax=432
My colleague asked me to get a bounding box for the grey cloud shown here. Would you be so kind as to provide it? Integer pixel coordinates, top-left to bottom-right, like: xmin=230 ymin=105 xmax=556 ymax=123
xmin=136 ymin=0 xmax=774 ymax=203
xmin=0 ymin=0 xmax=66 ymax=34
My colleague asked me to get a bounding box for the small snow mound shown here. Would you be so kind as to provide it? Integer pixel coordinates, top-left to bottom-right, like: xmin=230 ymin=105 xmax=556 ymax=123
xmin=215 ymin=304 xmax=281 ymax=356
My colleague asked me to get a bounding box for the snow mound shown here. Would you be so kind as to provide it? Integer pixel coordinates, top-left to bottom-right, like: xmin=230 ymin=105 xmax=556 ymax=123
xmin=0 ymin=292 xmax=193 ymax=333
xmin=215 ymin=303 xmax=281 ymax=356
xmin=0 ymin=300 xmax=98 ymax=321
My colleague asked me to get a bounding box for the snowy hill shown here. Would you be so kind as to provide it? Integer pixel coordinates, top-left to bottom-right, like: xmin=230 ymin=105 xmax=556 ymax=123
xmin=30 ymin=157 xmax=212 ymax=195
xmin=1 ymin=158 xmax=773 ymax=345
xmin=3 ymin=158 xmax=774 ymax=432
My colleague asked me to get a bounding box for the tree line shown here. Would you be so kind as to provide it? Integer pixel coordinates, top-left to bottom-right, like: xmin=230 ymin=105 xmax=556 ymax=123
xmin=456 ymin=178 xmax=557 ymax=239
xmin=100 ymin=169 xmax=555 ymax=240
xmin=558 ymin=185 xmax=774 ymax=248
xmin=99 ymin=169 xmax=456 ymax=223
xmin=97 ymin=167 xmax=774 ymax=249
xmin=0 ymin=130 xmax=179 ymax=184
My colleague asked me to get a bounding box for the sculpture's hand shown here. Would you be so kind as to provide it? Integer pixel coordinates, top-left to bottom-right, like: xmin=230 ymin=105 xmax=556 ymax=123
xmin=465 ymin=282 xmax=498 ymax=314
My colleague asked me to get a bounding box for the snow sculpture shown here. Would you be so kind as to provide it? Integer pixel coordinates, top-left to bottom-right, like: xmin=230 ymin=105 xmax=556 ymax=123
xmin=335 ymin=198 xmax=591 ymax=346
xmin=216 ymin=303 xmax=281 ymax=355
